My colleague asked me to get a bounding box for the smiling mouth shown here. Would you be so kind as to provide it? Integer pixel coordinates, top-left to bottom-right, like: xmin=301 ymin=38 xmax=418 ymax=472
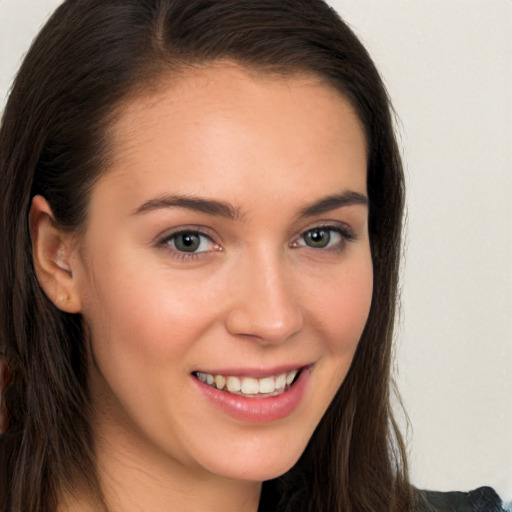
xmin=193 ymin=369 xmax=302 ymax=398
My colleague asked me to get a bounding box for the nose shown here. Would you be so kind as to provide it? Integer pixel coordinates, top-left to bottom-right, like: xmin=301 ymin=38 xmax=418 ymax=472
xmin=224 ymin=251 xmax=304 ymax=344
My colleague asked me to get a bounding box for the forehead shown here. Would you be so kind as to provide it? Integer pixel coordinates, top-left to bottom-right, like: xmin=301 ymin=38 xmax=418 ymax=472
xmin=96 ymin=63 xmax=367 ymax=215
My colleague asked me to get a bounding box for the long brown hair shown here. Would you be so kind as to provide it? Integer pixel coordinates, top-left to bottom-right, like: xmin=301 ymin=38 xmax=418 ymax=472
xmin=0 ymin=1 xmax=410 ymax=511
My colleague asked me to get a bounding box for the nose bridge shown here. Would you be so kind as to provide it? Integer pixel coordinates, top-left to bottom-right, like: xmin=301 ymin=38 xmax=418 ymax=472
xmin=225 ymin=245 xmax=304 ymax=343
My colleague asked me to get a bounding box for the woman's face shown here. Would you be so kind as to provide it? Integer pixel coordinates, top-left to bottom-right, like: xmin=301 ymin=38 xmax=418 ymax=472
xmin=72 ymin=64 xmax=372 ymax=482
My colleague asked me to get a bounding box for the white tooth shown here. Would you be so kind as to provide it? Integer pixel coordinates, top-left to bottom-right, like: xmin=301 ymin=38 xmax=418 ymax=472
xmin=206 ymin=374 xmax=214 ymax=385
xmin=197 ymin=372 xmax=207 ymax=383
xmin=275 ymin=373 xmax=286 ymax=390
xmin=226 ymin=376 xmax=241 ymax=393
xmin=241 ymin=377 xmax=259 ymax=395
xmin=214 ymin=375 xmax=226 ymax=390
xmin=258 ymin=376 xmax=275 ymax=394
xmin=286 ymin=370 xmax=298 ymax=386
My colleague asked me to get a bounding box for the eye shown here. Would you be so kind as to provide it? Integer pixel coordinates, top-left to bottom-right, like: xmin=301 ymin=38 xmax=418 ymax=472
xmin=303 ymin=228 xmax=338 ymax=248
xmin=293 ymin=225 xmax=355 ymax=250
xmin=163 ymin=230 xmax=215 ymax=253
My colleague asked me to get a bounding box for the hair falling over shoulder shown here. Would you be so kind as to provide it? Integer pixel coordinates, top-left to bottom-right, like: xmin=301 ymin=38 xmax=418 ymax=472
xmin=0 ymin=1 xmax=412 ymax=510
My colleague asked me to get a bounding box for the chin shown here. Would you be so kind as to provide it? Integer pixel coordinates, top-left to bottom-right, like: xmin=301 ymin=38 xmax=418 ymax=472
xmin=210 ymin=454 xmax=301 ymax=483
xmin=193 ymin=432 xmax=309 ymax=483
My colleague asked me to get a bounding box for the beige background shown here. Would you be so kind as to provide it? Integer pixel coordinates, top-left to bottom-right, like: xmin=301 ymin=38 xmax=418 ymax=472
xmin=1 ymin=0 xmax=511 ymax=500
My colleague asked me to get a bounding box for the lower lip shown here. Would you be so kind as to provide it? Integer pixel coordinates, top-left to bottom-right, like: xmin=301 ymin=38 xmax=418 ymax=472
xmin=194 ymin=369 xmax=310 ymax=423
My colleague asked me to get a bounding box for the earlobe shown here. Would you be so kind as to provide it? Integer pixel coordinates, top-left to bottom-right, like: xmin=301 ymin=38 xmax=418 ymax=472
xmin=29 ymin=195 xmax=82 ymax=313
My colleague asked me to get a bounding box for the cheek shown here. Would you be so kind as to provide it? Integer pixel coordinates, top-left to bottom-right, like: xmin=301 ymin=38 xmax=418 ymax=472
xmin=80 ymin=260 xmax=219 ymax=429
xmin=81 ymin=254 xmax=218 ymax=363
xmin=308 ymin=253 xmax=373 ymax=410
xmin=311 ymin=253 xmax=373 ymax=355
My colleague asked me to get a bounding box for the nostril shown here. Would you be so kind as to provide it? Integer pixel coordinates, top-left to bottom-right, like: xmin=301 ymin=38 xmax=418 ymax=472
xmin=223 ymin=259 xmax=304 ymax=343
xmin=224 ymin=300 xmax=303 ymax=344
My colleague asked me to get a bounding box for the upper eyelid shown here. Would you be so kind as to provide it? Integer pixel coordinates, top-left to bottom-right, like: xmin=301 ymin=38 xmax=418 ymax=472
xmin=295 ymin=222 xmax=356 ymax=239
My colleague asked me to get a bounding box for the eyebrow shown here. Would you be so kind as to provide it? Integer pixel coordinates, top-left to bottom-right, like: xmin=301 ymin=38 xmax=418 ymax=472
xmin=298 ymin=191 xmax=368 ymax=217
xmin=133 ymin=194 xmax=242 ymax=219
xmin=133 ymin=190 xmax=368 ymax=220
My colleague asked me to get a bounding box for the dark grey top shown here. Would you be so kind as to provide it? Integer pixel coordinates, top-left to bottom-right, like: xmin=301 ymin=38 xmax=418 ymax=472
xmin=255 ymin=481 xmax=509 ymax=512
xmin=416 ymin=487 xmax=509 ymax=512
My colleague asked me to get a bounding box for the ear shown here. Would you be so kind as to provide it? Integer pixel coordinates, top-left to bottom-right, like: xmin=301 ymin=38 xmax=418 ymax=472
xmin=29 ymin=195 xmax=82 ymax=313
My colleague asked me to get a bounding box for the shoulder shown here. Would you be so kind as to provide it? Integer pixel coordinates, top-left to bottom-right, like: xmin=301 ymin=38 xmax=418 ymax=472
xmin=414 ymin=486 xmax=509 ymax=512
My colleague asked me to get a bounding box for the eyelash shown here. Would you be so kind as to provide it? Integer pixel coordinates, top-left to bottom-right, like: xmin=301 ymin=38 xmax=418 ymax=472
xmin=157 ymin=224 xmax=356 ymax=261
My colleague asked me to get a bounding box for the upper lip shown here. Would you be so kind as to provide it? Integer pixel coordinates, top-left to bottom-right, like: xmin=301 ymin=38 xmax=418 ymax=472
xmin=192 ymin=363 xmax=312 ymax=378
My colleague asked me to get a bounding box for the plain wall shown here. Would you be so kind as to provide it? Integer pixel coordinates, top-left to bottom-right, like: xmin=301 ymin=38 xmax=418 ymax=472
xmin=1 ymin=0 xmax=511 ymax=501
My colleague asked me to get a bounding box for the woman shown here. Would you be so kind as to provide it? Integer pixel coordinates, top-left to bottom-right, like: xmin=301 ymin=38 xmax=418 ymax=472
xmin=0 ymin=1 xmax=506 ymax=511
